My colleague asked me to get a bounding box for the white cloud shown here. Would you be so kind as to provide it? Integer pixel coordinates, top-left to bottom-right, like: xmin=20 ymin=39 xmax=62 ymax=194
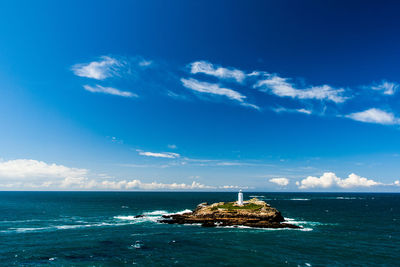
xmin=255 ymin=75 xmax=347 ymax=103
xmin=71 ymin=56 xmax=123 ymax=80
xmin=181 ymin=78 xmax=259 ymax=109
xmin=137 ymin=150 xmax=180 ymax=159
xmin=297 ymin=108 xmax=312 ymax=115
xmin=394 ymin=180 xmax=400 ymax=186
xmin=95 ymin=180 xmax=214 ymax=190
xmin=189 ymin=61 xmax=246 ymax=83
xmin=168 ymin=144 xmax=177 ymax=149
xmin=345 ymin=108 xmax=399 ymax=125
xmin=0 ymin=159 xmax=245 ymax=191
xmin=138 ymin=59 xmax=152 ymax=67
xmin=219 ymin=185 xmax=249 ymax=189
xmin=336 ymin=173 xmax=381 ymax=188
xmin=370 ymin=81 xmax=399 ymax=95
xmin=296 ymin=172 xmax=381 ymax=189
xmin=83 ymin=84 xmax=137 ymax=98
xmin=269 ymin=177 xmax=289 ymax=186
xmin=0 ymin=159 xmax=87 ymax=180
xmin=273 ymin=107 xmax=312 ymax=115
xmin=181 ymin=78 xmax=245 ymax=102
xmin=216 ymin=162 xmax=243 ymax=166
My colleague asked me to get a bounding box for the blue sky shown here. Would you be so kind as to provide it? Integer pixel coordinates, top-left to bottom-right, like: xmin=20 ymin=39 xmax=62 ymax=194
xmin=1 ymin=0 xmax=400 ymax=191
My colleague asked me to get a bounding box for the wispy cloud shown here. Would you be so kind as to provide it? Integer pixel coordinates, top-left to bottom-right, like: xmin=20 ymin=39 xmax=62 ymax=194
xmin=83 ymin=84 xmax=137 ymax=98
xmin=345 ymin=108 xmax=399 ymax=125
xmin=189 ymin=61 xmax=246 ymax=83
xmin=269 ymin=177 xmax=289 ymax=186
xmin=181 ymin=78 xmax=259 ymax=109
xmin=273 ymin=106 xmax=312 ymax=115
xmin=181 ymin=78 xmax=245 ymax=101
xmin=254 ymin=74 xmax=347 ymax=103
xmin=138 ymin=59 xmax=153 ymax=67
xmin=136 ymin=150 xmax=180 ymax=159
xmin=369 ymin=80 xmax=399 ymax=95
xmin=296 ymin=172 xmax=381 ymax=189
xmin=70 ymin=55 xmax=400 ymax=127
xmin=71 ymin=56 xmax=123 ymax=80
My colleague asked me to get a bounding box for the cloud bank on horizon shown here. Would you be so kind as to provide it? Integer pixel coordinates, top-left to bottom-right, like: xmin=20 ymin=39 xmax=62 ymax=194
xmin=0 ymin=159 xmax=397 ymax=191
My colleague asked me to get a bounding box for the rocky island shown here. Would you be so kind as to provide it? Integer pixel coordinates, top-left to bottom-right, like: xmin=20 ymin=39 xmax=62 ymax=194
xmin=159 ymin=197 xmax=301 ymax=229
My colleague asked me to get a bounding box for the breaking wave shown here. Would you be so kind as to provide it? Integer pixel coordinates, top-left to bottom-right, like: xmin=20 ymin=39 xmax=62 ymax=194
xmin=217 ymin=225 xmax=313 ymax=231
xmin=1 ymin=222 xmax=131 ymax=234
xmin=114 ymin=209 xmax=192 ymax=223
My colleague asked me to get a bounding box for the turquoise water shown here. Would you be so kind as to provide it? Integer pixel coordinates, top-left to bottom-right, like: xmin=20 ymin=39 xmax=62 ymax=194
xmin=0 ymin=192 xmax=399 ymax=266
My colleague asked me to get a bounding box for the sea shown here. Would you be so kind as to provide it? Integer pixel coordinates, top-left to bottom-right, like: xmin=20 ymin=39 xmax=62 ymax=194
xmin=0 ymin=192 xmax=399 ymax=266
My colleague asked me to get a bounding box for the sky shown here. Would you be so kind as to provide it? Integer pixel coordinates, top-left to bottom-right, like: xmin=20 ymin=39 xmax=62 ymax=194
xmin=0 ymin=0 xmax=400 ymax=191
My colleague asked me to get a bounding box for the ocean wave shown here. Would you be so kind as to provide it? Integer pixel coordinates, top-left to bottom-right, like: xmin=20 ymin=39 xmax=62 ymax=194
xmin=115 ymin=209 xmax=193 ymax=223
xmin=114 ymin=210 xmax=169 ymax=223
xmin=285 ymin=217 xmax=336 ymax=228
xmin=258 ymin=198 xmax=310 ymax=201
xmin=217 ymin=225 xmax=313 ymax=231
xmin=0 ymin=219 xmax=42 ymax=224
xmin=114 ymin=210 xmax=168 ymax=223
xmin=1 ymin=221 xmax=133 ymax=234
xmin=114 ymin=215 xmax=160 ymax=223
xmin=164 ymin=209 xmax=192 ymax=216
xmin=249 ymin=195 xmax=265 ymax=198
xmin=143 ymin=210 xmax=169 ymax=216
xmin=114 ymin=215 xmax=138 ymax=220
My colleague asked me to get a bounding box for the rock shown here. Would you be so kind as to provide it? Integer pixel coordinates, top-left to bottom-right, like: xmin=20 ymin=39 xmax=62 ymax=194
xmin=158 ymin=198 xmax=301 ymax=229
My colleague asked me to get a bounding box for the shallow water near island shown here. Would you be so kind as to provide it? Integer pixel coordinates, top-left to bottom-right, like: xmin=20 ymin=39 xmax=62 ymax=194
xmin=0 ymin=192 xmax=399 ymax=266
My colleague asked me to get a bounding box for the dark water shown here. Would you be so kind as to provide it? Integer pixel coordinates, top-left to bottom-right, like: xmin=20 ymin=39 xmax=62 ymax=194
xmin=0 ymin=192 xmax=399 ymax=266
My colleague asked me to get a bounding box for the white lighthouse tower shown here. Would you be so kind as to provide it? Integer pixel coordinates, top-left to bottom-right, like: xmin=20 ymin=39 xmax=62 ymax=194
xmin=237 ymin=189 xmax=244 ymax=206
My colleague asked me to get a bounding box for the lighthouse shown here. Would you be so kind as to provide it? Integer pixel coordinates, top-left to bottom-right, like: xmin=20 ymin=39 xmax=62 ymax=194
xmin=237 ymin=189 xmax=244 ymax=205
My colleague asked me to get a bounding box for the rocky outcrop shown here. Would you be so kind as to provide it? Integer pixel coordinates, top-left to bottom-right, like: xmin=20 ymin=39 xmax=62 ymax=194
xmin=158 ymin=198 xmax=301 ymax=229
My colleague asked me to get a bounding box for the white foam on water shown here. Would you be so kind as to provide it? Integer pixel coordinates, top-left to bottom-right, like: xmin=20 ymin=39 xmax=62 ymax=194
xmin=143 ymin=210 xmax=169 ymax=216
xmin=54 ymin=222 xmax=123 ymax=230
xmin=1 ymin=221 xmax=134 ymax=234
xmin=115 ymin=209 xmax=193 ymax=224
xmin=114 ymin=215 xmax=160 ymax=223
xmin=164 ymin=209 xmax=192 ymax=216
xmin=285 ymin=217 xmax=336 ymax=228
xmin=285 ymin=217 xmax=317 ymax=225
xmin=183 ymin=223 xmax=202 ymax=226
xmin=249 ymin=195 xmax=265 ymax=198
xmin=4 ymin=227 xmax=51 ymax=233
xmin=114 ymin=216 xmax=137 ymax=220
xmin=289 ymin=198 xmax=310 ymax=201
xmin=115 ymin=209 xmax=173 ymax=224
xmin=217 ymin=225 xmax=313 ymax=231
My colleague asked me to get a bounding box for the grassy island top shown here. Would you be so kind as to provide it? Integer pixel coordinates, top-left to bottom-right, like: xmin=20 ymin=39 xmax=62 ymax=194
xmin=211 ymin=202 xmax=263 ymax=211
